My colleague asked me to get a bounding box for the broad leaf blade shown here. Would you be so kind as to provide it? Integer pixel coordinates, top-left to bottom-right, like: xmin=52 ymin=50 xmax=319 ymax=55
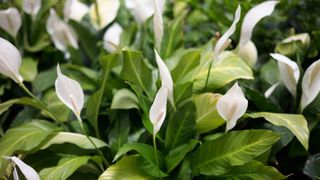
xmin=248 ymin=112 xmax=309 ymax=150
xmin=111 ymin=89 xmax=139 ymax=110
xmin=191 ymin=130 xmax=280 ymax=176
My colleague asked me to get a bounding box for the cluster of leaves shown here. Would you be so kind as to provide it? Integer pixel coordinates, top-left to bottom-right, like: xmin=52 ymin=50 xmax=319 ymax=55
xmin=0 ymin=0 xmax=319 ymax=179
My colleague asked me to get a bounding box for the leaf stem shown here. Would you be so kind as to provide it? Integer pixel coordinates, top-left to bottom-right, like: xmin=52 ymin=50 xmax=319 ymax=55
xmin=203 ymin=61 xmax=213 ymax=92
xmin=153 ymin=134 xmax=162 ymax=180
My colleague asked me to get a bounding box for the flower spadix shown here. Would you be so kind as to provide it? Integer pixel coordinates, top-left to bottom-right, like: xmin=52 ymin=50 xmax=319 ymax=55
xmin=46 ymin=9 xmax=78 ymax=59
xmin=55 ymin=64 xmax=84 ymax=121
xmin=103 ymin=23 xmax=123 ymax=52
xmin=217 ymin=82 xmax=248 ymax=131
xmin=154 ymin=49 xmax=174 ymax=107
xmin=0 ymin=7 xmax=21 ymax=38
xmin=64 ymin=0 xmax=89 ymax=22
xmin=300 ymin=59 xmax=320 ymax=111
xmin=89 ymin=0 xmax=120 ymax=30
xmin=213 ymin=5 xmax=241 ymax=62
xmin=4 ymin=156 xmax=40 ymax=180
xmin=270 ymin=53 xmax=300 ymax=96
xmin=149 ymin=85 xmax=168 ymax=135
xmin=153 ymin=0 xmax=164 ymax=51
xmin=23 ymin=0 xmax=41 ymax=19
xmin=0 ymin=37 xmax=23 ymax=83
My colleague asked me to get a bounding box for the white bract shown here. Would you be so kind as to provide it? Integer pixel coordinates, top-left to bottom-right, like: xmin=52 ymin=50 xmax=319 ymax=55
xmin=23 ymin=0 xmax=41 ymax=19
xmin=4 ymin=156 xmax=40 ymax=180
xmin=213 ymin=5 xmax=241 ymax=62
xmin=103 ymin=23 xmax=123 ymax=52
xmin=55 ymin=64 xmax=84 ymax=122
xmin=0 ymin=7 xmax=21 ymax=38
xmin=154 ymin=49 xmax=174 ymax=107
xmin=46 ymin=9 xmax=78 ymax=59
xmin=153 ymin=0 xmax=164 ymax=51
xmin=270 ymin=53 xmax=300 ymax=96
xmin=149 ymin=85 xmax=168 ymax=135
xmin=89 ymin=0 xmax=120 ymax=30
xmin=64 ymin=0 xmax=89 ymax=22
xmin=300 ymin=59 xmax=320 ymax=111
xmin=217 ymin=82 xmax=248 ymax=131
xmin=0 ymin=37 xmax=23 ymax=83
xmin=264 ymin=83 xmax=280 ymax=98
xmin=236 ymin=0 xmax=278 ymax=67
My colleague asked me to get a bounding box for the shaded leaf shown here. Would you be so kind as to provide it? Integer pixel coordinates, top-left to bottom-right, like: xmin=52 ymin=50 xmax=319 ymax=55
xmin=111 ymin=89 xmax=139 ymax=109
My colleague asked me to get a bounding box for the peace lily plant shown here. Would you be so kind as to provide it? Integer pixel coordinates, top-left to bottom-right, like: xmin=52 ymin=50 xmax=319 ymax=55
xmin=0 ymin=0 xmax=318 ymax=179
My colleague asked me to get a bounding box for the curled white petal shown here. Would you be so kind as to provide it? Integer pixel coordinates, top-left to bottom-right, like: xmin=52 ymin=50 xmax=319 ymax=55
xmin=217 ymin=82 xmax=248 ymax=131
xmin=153 ymin=0 xmax=164 ymax=51
xmin=64 ymin=0 xmax=89 ymax=22
xmin=214 ymin=5 xmax=241 ymax=61
xmin=5 ymin=156 xmax=40 ymax=180
xmin=264 ymin=83 xmax=280 ymax=98
xmin=270 ymin=53 xmax=300 ymax=96
xmin=301 ymin=59 xmax=320 ymax=111
xmin=23 ymin=0 xmax=41 ymax=19
xmin=0 ymin=37 xmax=23 ymax=83
xmin=282 ymin=33 xmax=310 ymax=45
xmin=236 ymin=40 xmax=258 ymax=67
xmin=55 ymin=64 xmax=84 ymax=120
xmin=103 ymin=23 xmax=123 ymax=52
xmin=46 ymin=9 xmax=78 ymax=57
xmin=149 ymin=86 xmax=168 ymax=135
xmin=0 ymin=7 xmax=21 ymax=38
xmin=238 ymin=1 xmax=278 ymax=46
xmin=154 ymin=49 xmax=174 ymax=107
xmin=90 ymin=0 xmax=120 ymax=30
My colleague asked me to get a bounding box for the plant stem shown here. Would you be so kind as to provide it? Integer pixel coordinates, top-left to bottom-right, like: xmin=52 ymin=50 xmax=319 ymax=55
xmin=203 ymin=61 xmax=213 ymax=92
xmin=153 ymin=134 xmax=162 ymax=179
xmin=79 ymin=119 xmax=109 ymax=167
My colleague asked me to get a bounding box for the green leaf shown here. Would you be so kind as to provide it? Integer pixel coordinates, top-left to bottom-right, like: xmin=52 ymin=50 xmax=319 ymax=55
xmin=99 ymin=155 xmax=153 ymax=180
xmin=114 ymin=143 xmax=167 ymax=177
xmin=33 ymin=67 xmax=56 ymax=93
xmin=111 ymin=89 xmax=139 ymax=109
xmin=0 ymin=120 xmax=58 ymax=175
xmin=39 ymin=132 xmax=107 ymax=150
xmin=211 ymin=160 xmax=285 ymax=180
xmin=39 ymin=156 xmax=91 ymax=180
xmin=165 ymin=102 xmax=196 ymax=150
xmin=171 ymin=50 xmax=201 ymax=84
xmin=174 ymin=82 xmax=193 ymax=105
xmin=247 ymin=112 xmax=309 ymax=150
xmin=165 ymin=140 xmax=198 ymax=172
xmin=191 ymin=130 xmax=280 ymax=176
xmin=121 ymin=51 xmax=156 ymax=100
xmin=194 ymin=52 xmax=253 ymax=92
xmin=193 ymin=93 xmax=225 ymax=133
xmin=0 ymin=98 xmax=44 ymax=116
xmin=20 ymin=58 xmax=38 ymax=82
xmin=303 ymin=154 xmax=320 ymax=179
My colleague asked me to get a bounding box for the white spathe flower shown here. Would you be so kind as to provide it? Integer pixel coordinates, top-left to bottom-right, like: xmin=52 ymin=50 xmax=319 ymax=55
xmin=270 ymin=53 xmax=300 ymax=96
xmin=153 ymin=0 xmax=164 ymax=51
xmin=55 ymin=64 xmax=84 ymax=121
xmin=0 ymin=37 xmax=23 ymax=83
xmin=23 ymin=0 xmax=41 ymax=19
xmin=64 ymin=0 xmax=89 ymax=22
xmin=236 ymin=1 xmax=278 ymax=67
xmin=0 ymin=7 xmax=21 ymax=38
xmin=154 ymin=49 xmax=174 ymax=107
xmin=217 ymin=82 xmax=248 ymax=131
xmin=125 ymin=0 xmax=165 ymax=24
xmin=46 ymin=9 xmax=78 ymax=59
xmin=213 ymin=5 xmax=241 ymax=61
xmin=300 ymin=59 xmax=320 ymax=111
xmin=4 ymin=156 xmax=40 ymax=180
xmin=103 ymin=23 xmax=123 ymax=53
xmin=149 ymin=85 xmax=168 ymax=135
xmin=282 ymin=33 xmax=310 ymax=45
xmin=89 ymin=0 xmax=120 ymax=30
xmin=264 ymin=83 xmax=280 ymax=98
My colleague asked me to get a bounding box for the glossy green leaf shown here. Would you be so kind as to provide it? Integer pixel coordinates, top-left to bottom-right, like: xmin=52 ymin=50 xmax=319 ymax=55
xmin=193 ymin=93 xmax=225 ymax=133
xmin=99 ymin=156 xmax=152 ymax=180
xmin=303 ymin=154 xmax=320 ymax=179
xmin=20 ymin=58 xmax=38 ymax=82
xmin=212 ymin=160 xmax=285 ymax=180
xmin=114 ymin=143 xmax=167 ymax=177
xmin=165 ymin=102 xmax=196 ymax=150
xmin=40 ymin=132 xmax=108 ymax=150
xmin=247 ymin=112 xmax=309 ymax=150
xmin=0 ymin=98 xmax=44 ymax=117
xmin=33 ymin=67 xmax=56 ymax=93
xmin=39 ymin=156 xmax=91 ymax=180
xmin=191 ymin=130 xmax=280 ymax=176
xmin=0 ymin=120 xmax=58 ymax=175
xmin=194 ymin=52 xmax=253 ymax=92
xmin=111 ymin=89 xmax=139 ymax=109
